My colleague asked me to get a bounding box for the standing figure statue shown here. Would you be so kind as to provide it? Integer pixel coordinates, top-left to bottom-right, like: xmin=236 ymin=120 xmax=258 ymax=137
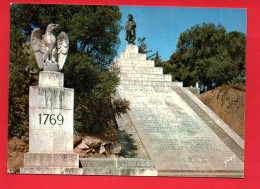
xmin=125 ymin=14 xmax=136 ymax=44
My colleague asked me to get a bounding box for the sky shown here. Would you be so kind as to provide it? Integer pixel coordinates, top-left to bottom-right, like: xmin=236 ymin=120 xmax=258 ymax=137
xmin=117 ymin=6 xmax=247 ymax=61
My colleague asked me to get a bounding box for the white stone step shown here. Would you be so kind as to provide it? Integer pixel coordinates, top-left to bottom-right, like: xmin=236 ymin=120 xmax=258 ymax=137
xmin=120 ymin=77 xmax=171 ymax=82
xmin=116 ymin=59 xmax=154 ymax=65
xmin=120 ymin=68 xmax=163 ymax=74
xmin=119 ymin=80 xmax=179 ymax=86
xmin=116 ymin=62 xmax=154 ymax=68
xmin=118 ymin=53 xmax=146 ymax=60
xmin=83 ymin=167 xmax=157 ymax=176
xmin=80 ymin=158 xmax=154 ymax=168
xmin=80 ymin=158 xmax=157 ymax=176
xmin=120 ymin=73 xmax=172 ymax=81
xmin=123 ymin=44 xmax=139 ymax=54
xmin=117 ymin=65 xmax=154 ymax=70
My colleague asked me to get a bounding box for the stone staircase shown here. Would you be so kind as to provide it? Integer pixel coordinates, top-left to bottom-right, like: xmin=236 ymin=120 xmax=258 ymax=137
xmin=112 ymin=45 xmax=244 ymax=177
xmin=112 ymin=45 xmax=182 ymax=87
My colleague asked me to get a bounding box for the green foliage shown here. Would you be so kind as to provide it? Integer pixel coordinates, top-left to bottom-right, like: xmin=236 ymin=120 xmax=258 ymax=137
xmin=151 ymin=51 xmax=162 ymax=65
xmin=138 ymin=37 xmax=162 ymax=63
xmin=8 ymin=4 xmax=122 ymax=138
xmin=11 ymin=4 xmax=122 ymax=65
xmin=138 ymin=37 xmax=152 ymax=54
xmin=63 ymin=53 xmax=120 ymax=134
xmin=160 ymin=23 xmax=246 ymax=91
xmin=111 ymin=98 xmax=130 ymax=118
xmin=8 ymin=25 xmax=39 ymax=138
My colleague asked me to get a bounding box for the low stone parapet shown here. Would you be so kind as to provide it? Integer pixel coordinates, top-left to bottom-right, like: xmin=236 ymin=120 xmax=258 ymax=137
xmin=80 ymin=158 xmax=157 ymax=176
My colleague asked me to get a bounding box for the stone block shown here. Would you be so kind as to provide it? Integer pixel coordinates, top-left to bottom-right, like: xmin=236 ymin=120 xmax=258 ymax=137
xmin=116 ymin=62 xmax=154 ymax=68
xmin=80 ymin=158 xmax=117 ymax=168
xmin=29 ymin=109 xmax=73 ymax=132
xmin=29 ymin=86 xmax=74 ymax=109
xmin=24 ymin=153 xmax=53 ymax=168
xmin=23 ymin=152 xmax=79 ymax=168
xmin=119 ymin=73 xmax=171 ymax=81
xmin=120 ymin=77 xmax=171 ymax=82
xmin=21 ymin=71 xmax=81 ymax=175
xmin=118 ymin=53 xmax=146 ymax=60
xmin=20 ymin=167 xmax=83 ymax=175
xmin=83 ymin=167 xmax=157 ymax=176
xmin=119 ymin=66 xmax=163 ymax=74
xmin=29 ymin=85 xmax=74 ymax=153
xmin=39 ymin=71 xmax=64 ymax=88
xmin=124 ymin=44 xmax=138 ymax=54
xmin=80 ymin=158 xmax=157 ymax=176
xmin=116 ymin=159 xmax=154 ymax=168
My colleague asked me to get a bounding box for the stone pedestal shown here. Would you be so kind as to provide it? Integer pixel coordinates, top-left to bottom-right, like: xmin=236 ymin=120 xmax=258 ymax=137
xmin=20 ymin=71 xmax=83 ymax=175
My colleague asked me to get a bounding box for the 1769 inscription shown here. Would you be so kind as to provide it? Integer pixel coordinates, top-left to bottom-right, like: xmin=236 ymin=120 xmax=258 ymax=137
xmin=38 ymin=113 xmax=64 ymax=125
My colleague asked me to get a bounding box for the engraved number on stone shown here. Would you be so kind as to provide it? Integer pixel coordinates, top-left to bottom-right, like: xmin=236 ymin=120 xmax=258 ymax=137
xmin=57 ymin=114 xmax=64 ymax=125
xmin=50 ymin=114 xmax=56 ymax=125
xmin=38 ymin=114 xmax=64 ymax=125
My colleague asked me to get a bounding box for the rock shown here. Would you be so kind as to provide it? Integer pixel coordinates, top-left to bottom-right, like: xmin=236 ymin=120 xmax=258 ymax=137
xmin=7 ymin=168 xmax=16 ymax=174
xmin=86 ymin=149 xmax=92 ymax=153
xmin=83 ymin=136 xmax=102 ymax=148
xmin=77 ymin=143 xmax=89 ymax=150
xmin=99 ymin=145 xmax=106 ymax=154
xmin=73 ymin=136 xmax=82 ymax=147
xmin=91 ymin=148 xmax=96 ymax=153
xmin=110 ymin=143 xmax=122 ymax=154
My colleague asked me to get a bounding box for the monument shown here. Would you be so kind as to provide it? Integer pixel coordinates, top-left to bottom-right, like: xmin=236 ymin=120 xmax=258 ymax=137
xmin=108 ymin=15 xmax=244 ymax=177
xmin=20 ymin=24 xmax=83 ymax=174
xmin=125 ymin=14 xmax=136 ymax=45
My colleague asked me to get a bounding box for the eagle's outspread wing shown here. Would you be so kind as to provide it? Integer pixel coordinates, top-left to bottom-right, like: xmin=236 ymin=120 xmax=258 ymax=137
xmin=31 ymin=28 xmax=45 ymax=69
xmin=57 ymin=32 xmax=69 ymax=70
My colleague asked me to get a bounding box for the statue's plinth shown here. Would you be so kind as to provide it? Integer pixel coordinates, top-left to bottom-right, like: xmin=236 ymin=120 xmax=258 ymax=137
xmin=20 ymin=71 xmax=83 ymax=175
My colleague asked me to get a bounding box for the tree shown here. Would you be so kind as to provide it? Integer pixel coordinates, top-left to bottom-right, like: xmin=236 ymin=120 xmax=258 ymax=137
xmin=152 ymin=51 xmax=162 ymax=65
xmin=162 ymin=23 xmax=246 ymax=91
xmin=11 ymin=4 xmax=122 ymax=66
xmin=138 ymin=37 xmax=152 ymax=54
xmin=9 ymin=4 xmax=123 ymax=138
xmin=137 ymin=37 xmax=162 ymax=62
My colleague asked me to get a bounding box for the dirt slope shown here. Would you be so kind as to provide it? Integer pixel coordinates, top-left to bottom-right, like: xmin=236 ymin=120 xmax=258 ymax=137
xmin=198 ymin=84 xmax=245 ymax=139
xmin=7 ymin=137 xmax=28 ymax=172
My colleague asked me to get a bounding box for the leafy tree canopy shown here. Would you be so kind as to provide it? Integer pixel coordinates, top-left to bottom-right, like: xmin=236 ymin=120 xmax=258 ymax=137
xmin=138 ymin=37 xmax=162 ymax=64
xmin=11 ymin=4 xmax=122 ymax=65
xmin=9 ymin=4 xmax=123 ymax=138
xmin=158 ymin=23 xmax=246 ymax=91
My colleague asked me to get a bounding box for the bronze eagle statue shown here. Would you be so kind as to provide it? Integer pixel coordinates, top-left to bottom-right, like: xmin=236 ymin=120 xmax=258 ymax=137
xmin=31 ymin=23 xmax=69 ymax=72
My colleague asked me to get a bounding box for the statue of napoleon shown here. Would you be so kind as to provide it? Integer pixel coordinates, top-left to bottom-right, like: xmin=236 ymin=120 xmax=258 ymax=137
xmin=125 ymin=14 xmax=136 ymax=44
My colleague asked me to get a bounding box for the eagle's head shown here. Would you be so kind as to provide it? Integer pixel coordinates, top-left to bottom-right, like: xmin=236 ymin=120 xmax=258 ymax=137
xmin=46 ymin=23 xmax=59 ymax=33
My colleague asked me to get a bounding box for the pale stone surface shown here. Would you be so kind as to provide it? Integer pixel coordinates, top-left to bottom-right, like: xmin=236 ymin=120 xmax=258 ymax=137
xmin=23 ymin=153 xmax=79 ymax=168
xmin=124 ymin=44 xmax=138 ymax=53
xmin=83 ymin=167 xmax=157 ymax=176
xmin=113 ymin=44 xmax=244 ymax=177
xmin=114 ymin=91 xmax=149 ymax=159
xmin=21 ymin=71 xmax=82 ymax=175
xmin=29 ymin=86 xmax=74 ymax=153
xmin=39 ymin=71 xmax=64 ymax=87
xmin=80 ymin=158 xmax=157 ymax=176
xmin=20 ymin=167 xmax=83 ymax=175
